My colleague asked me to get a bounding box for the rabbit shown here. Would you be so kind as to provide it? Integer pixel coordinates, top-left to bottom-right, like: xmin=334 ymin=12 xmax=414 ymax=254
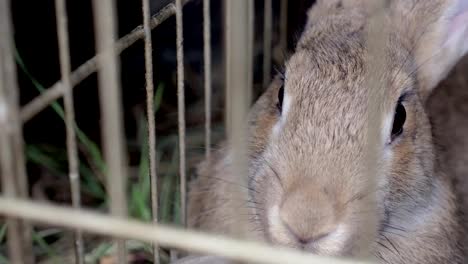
xmin=185 ymin=0 xmax=468 ymax=263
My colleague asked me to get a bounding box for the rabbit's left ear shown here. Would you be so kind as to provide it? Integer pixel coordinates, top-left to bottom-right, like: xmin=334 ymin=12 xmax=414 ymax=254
xmin=413 ymin=0 xmax=468 ymax=93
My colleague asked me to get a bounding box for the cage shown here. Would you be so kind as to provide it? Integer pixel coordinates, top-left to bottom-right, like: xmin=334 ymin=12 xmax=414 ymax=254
xmin=1 ymin=0 xmax=467 ymax=263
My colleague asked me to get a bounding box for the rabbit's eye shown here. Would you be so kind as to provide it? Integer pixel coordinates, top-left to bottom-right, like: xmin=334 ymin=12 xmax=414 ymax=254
xmin=276 ymin=85 xmax=284 ymax=113
xmin=390 ymin=101 xmax=406 ymax=142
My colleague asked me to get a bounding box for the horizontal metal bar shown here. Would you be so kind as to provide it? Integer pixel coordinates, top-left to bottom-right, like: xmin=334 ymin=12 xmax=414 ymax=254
xmin=0 ymin=197 xmax=374 ymax=264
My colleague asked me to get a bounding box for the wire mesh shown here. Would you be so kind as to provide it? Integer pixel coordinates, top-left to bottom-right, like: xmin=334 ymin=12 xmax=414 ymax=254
xmin=20 ymin=2 xmax=189 ymax=124
xmin=0 ymin=0 xmax=391 ymax=263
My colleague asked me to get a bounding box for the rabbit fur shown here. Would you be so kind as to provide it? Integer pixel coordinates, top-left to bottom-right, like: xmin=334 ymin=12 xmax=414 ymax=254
xmin=186 ymin=0 xmax=468 ymax=263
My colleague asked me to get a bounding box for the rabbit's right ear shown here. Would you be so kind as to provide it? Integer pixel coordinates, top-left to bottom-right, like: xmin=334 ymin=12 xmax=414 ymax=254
xmin=407 ymin=0 xmax=468 ymax=94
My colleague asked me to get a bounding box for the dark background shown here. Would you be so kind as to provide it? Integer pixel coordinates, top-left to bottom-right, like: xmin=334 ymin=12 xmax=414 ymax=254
xmin=11 ymin=0 xmax=315 ymax=191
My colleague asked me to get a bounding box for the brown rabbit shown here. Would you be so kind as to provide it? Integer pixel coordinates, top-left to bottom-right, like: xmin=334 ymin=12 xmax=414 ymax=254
xmin=186 ymin=0 xmax=468 ymax=263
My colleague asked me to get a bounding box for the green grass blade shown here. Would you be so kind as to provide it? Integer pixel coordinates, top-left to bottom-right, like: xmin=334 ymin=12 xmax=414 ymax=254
xmin=85 ymin=242 xmax=113 ymax=263
xmin=0 ymin=254 xmax=8 ymax=264
xmin=0 ymin=223 xmax=6 ymax=243
xmin=32 ymin=232 xmax=58 ymax=261
xmin=15 ymin=49 xmax=106 ymax=176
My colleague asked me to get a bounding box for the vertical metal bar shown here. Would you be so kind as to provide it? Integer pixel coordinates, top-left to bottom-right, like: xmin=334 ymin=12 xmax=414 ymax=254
xmin=0 ymin=4 xmax=22 ymax=263
xmin=360 ymin=0 xmax=388 ymax=256
xmin=0 ymin=97 xmax=23 ymax=263
xmin=92 ymin=0 xmax=128 ymax=263
xmin=247 ymin=0 xmax=254 ymax=101
xmin=0 ymin=0 xmax=33 ymax=263
xmin=204 ymin=0 xmax=212 ymax=161
xmin=279 ymin=0 xmax=288 ymax=54
xmin=142 ymin=0 xmax=160 ymax=263
xmin=176 ymin=0 xmax=186 ymax=228
xmin=263 ymin=0 xmax=272 ymax=89
xmin=224 ymin=0 xmax=254 ymax=238
xmin=54 ymin=0 xmax=85 ymax=263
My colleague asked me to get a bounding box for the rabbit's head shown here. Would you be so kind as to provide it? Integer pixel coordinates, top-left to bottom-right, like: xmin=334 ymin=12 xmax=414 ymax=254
xmin=245 ymin=0 xmax=468 ymax=261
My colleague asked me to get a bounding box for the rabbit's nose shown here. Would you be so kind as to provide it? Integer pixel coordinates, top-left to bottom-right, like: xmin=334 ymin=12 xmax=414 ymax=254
xmin=283 ymin=221 xmax=332 ymax=246
xmin=278 ymin=185 xmax=342 ymax=249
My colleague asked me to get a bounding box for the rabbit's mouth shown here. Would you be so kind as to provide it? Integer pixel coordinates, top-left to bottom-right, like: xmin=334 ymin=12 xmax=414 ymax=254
xmin=263 ymin=201 xmax=369 ymax=257
xmin=263 ymin=204 xmax=395 ymax=257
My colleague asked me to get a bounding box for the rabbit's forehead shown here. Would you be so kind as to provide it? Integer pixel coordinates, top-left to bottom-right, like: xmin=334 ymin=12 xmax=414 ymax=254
xmin=284 ymin=49 xmax=368 ymax=116
xmin=284 ymin=39 xmax=410 ymax=110
xmin=281 ymin=46 xmax=410 ymax=147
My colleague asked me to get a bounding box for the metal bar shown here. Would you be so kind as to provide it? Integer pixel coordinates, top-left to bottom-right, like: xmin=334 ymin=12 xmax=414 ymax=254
xmin=91 ymin=0 xmax=128 ymax=263
xmin=224 ymin=0 xmax=254 ymax=238
xmin=263 ymin=0 xmax=272 ymax=89
xmin=176 ymin=0 xmax=187 ymax=228
xmin=54 ymin=0 xmax=84 ymax=262
xmin=0 ymin=197 xmax=376 ymax=264
xmin=20 ymin=1 xmax=193 ymax=124
xmin=247 ymin=0 xmax=254 ymax=102
xmin=204 ymin=0 xmax=212 ymax=161
xmin=0 ymin=91 xmax=24 ymax=263
xmin=0 ymin=0 xmax=33 ymax=263
xmin=279 ymin=0 xmax=288 ymax=54
xmin=0 ymin=3 xmax=22 ymax=262
xmin=360 ymin=0 xmax=389 ymax=256
xmin=141 ymin=0 xmax=160 ymax=263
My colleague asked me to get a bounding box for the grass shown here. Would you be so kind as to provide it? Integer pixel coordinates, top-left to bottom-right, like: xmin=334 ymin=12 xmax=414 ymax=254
xmin=0 ymin=50 xmax=189 ymax=263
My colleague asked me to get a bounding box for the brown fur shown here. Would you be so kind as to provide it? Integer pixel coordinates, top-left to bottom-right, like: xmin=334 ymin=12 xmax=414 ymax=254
xmin=187 ymin=1 xmax=468 ymax=263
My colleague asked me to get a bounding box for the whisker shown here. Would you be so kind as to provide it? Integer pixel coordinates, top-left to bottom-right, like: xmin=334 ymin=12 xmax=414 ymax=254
xmin=260 ymin=157 xmax=284 ymax=190
xmin=382 ymin=234 xmax=400 ymax=255
xmin=377 ymin=241 xmax=394 ymax=255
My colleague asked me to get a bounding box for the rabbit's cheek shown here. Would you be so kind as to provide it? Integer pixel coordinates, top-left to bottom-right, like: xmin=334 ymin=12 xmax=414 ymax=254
xmin=267 ymin=205 xmax=297 ymax=246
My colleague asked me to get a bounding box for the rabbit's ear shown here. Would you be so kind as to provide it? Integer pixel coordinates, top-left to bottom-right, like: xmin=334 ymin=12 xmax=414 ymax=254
xmin=412 ymin=0 xmax=468 ymax=93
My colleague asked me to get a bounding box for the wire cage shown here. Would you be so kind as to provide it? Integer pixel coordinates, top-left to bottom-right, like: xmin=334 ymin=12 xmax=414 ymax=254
xmin=0 ymin=0 xmax=391 ymax=263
